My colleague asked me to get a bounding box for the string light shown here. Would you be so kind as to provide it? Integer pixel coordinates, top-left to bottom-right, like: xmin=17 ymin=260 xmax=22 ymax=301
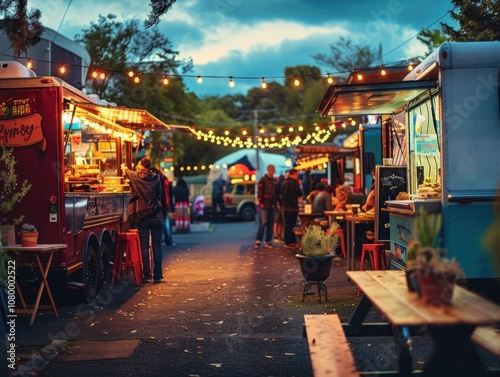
xmin=26 ymin=59 xmax=32 ymax=69
xmin=99 ymin=72 xmax=106 ymax=80
xmin=196 ymin=75 xmax=203 ymax=84
xmin=133 ymin=75 xmax=140 ymax=84
xmin=293 ymin=77 xmax=300 ymax=87
xmin=408 ymin=63 xmax=414 ymax=71
xmin=162 ymin=76 xmax=169 ymax=85
xmin=356 ymin=71 xmax=363 ymax=80
xmin=261 ymin=77 xmax=267 ymax=89
xmin=128 ymin=70 xmax=135 ymax=78
xmin=229 ymin=76 xmax=235 ymax=88
xmin=380 ymin=67 xmax=386 ymax=76
xmin=92 ymin=71 xmax=98 ymax=78
xmin=59 ymin=65 xmax=66 ymax=74
xmin=327 ymin=74 xmax=334 ymax=84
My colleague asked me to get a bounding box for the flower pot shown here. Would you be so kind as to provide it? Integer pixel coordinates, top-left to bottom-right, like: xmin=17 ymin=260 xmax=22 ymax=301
xmin=295 ymin=253 xmax=334 ymax=283
xmin=417 ymin=274 xmax=456 ymax=305
xmin=0 ymin=224 xmax=16 ymax=246
xmin=21 ymin=231 xmax=39 ymax=247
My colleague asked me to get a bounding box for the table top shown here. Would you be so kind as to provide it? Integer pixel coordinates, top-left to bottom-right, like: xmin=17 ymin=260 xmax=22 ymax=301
xmin=345 ymin=214 xmax=375 ymax=222
xmin=4 ymin=244 xmax=68 ymax=253
xmin=347 ymin=270 xmax=500 ymax=327
xmin=324 ymin=210 xmax=350 ymax=216
xmin=298 ymin=212 xmax=323 ymax=217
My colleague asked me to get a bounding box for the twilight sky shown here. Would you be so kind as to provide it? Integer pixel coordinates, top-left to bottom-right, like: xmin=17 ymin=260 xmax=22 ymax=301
xmin=29 ymin=0 xmax=456 ymax=96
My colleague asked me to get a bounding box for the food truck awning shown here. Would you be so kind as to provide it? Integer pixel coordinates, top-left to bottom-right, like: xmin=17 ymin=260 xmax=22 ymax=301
xmin=73 ymin=102 xmax=196 ymax=134
xmin=294 ymin=145 xmax=356 ymax=170
xmin=317 ymin=79 xmax=437 ymax=117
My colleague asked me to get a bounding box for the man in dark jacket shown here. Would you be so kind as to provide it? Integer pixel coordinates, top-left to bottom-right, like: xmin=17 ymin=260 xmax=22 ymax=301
xmin=123 ymin=158 xmax=164 ymax=283
xmin=280 ymin=168 xmax=303 ymax=248
xmin=255 ymin=164 xmax=277 ymax=249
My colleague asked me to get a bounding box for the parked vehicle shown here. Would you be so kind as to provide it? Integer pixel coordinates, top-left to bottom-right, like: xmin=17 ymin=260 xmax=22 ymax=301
xmin=202 ymin=180 xmax=256 ymax=221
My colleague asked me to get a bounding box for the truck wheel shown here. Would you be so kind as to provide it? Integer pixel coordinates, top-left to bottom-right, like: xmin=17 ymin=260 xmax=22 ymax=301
xmin=240 ymin=205 xmax=256 ymax=222
xmin=98 ymin=243 xmax=111 ymax=290
xmin=83 ymin=246 xmax=99 ymax=302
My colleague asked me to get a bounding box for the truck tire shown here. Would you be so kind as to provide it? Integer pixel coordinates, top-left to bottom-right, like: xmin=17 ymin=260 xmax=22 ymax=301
xmin=240 ymin=205 xmax=256 ymax=222
xmin=98 ymin=243 xmax=111 ymax=290
xmin=83 ymin=246 xmax=99 ymax=302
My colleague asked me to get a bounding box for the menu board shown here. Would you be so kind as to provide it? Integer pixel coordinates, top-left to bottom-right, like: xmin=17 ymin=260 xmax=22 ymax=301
xmin=375 ymin=166 xmax=407 ymax=241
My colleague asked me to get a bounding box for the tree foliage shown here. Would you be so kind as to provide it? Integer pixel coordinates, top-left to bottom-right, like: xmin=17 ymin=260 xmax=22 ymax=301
xmin=0 ymin=0 xmax=43 ymax=56
xmin=312 ymin=36 xmax=377 ymax=82
xmin=441 ymin=0 xmax=500 ymax=41
xmin=144 ymin=0 xmax=177 ymax=28
xmin=417 ymin=29 xmax=449 ymax=57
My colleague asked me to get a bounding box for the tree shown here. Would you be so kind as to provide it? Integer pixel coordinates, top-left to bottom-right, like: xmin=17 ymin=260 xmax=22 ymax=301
xmin=417 ymin=29 xmax=449 ymax=57
xmin=0 ymin=0 xmax=42 ymax=56
xmin=145 ymin=0 xmax=177 ymax=28
xmin=312 ymin=37 xmax=377 ymax=82
xmin=441 ymin=0 xmax=500 ymax=41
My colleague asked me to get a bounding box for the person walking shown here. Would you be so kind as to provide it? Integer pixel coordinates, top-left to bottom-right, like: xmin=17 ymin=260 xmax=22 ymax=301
xmin=123 ymin=158 xmax=164 ymax=284
xmin=211 ymin=174 xmax=227 ymax=222
xmin=255 ymin=164 xmax=278 ymax=249
xmin=173 ymin=177 xmax=191 ymax=233
xmin=280 ymin=168 xmax=303 ymax=248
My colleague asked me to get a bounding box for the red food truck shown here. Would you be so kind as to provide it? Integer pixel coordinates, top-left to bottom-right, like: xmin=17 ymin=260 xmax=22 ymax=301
xmin=0 ymin=61 xmax=187 ymax=301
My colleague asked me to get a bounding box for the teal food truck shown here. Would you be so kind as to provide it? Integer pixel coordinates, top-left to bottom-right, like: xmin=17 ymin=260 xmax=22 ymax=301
xmin=318 ymin=42 xmax=500 ymax=292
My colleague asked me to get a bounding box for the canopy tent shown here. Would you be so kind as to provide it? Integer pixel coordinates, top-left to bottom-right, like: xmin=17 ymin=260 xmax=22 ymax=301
xmin=209 ymin=150 xmax=290 ymax=183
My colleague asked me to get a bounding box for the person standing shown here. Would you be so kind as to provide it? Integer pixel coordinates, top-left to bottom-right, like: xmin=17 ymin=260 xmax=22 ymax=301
xmin=255 ymin=164 xmax=278 ymax=249
xmin=151 ymin=167 xmax=174 ymax=247
xmin=280 ymin=168 xmax=303 ymax=248
xmin=123 ymin=158 xmax=164 ymax=284
xmin=211 ymin=174 xmax=227 ymax=222
xmin=173 ymin=177 xmax=191 ymax=232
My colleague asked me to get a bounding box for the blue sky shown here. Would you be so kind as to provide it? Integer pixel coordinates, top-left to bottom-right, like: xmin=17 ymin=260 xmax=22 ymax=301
xmin=29 ymin=0 xmax=456 ymax=97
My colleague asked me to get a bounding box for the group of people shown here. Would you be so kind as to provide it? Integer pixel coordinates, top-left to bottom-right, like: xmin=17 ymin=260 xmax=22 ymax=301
xmin=123 ymin=157 xmax=192 ymax=284
xmin=254 ymin=166 xmax=377 ymax=250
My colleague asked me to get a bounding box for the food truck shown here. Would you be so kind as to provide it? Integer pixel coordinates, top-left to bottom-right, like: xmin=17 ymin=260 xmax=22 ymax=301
xmin=0 ymin=61 xmax=189 ymax=300
xmin=317 ymin=42 xmax=500 ymax=287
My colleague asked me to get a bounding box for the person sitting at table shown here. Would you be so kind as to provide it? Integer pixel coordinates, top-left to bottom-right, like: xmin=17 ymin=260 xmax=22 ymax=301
xmin=333 ymin=178 xmax=352 ymax=210
xmin=312 ymin=183 xmax=334 ymax=216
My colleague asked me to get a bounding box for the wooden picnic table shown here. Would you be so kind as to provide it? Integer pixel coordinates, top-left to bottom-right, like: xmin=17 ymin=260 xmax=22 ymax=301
xmin=346 ymin=270 xmax=500 ymax=376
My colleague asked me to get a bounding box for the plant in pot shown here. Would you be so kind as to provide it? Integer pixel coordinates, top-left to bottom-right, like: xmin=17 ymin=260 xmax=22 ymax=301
xmin=409 ymin=246 xmax=464 ymax=305
xmin=295 ymin=222 xmax=340 ymax=303
xmin=20 ymin=223 xmax=39 ymax=247
xmin=0 ymin=146 xmax=32 ymax=246
xmin=405 ymin=208 xmax=442 ymax=293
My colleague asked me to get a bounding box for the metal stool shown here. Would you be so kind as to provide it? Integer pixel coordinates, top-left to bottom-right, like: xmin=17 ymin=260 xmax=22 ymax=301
xmin=112 ymin=232 xmax=143 ymax=285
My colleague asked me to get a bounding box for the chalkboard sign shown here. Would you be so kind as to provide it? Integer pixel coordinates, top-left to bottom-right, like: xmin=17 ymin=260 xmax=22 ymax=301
xmin=375 ymin=165 xmax=407 ymax=241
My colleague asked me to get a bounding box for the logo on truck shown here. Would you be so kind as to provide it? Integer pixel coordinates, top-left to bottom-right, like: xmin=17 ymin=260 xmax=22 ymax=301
xmin=0 ymin=97 xmax=44 ymax=148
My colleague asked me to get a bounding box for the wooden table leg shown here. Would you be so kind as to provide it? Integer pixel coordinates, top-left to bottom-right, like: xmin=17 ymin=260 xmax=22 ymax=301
xmin=30 ymin=252 xmax=58 ymax=326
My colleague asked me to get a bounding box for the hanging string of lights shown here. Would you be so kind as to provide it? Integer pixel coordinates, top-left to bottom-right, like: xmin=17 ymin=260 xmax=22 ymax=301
xmin=16 ymin=53 xmax=418 ymax=89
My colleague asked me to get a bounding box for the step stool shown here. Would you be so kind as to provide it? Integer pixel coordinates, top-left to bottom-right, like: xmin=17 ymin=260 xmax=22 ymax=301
xmin=358 ymin=242 xmax=387 ymax=295
xmin=112 ymin=232 xmax=144 ymax=285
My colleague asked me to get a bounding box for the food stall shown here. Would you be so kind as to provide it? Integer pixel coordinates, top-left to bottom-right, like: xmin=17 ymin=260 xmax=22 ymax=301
xmin=0 ymin=61 xmax=194 ymax=300
xmin=316 ymin=42 xmax=500 ymax=285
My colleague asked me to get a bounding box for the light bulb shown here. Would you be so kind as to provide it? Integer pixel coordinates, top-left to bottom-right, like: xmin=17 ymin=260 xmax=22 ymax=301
xmin=92 ymin=71 xmax=98 ymax=78
xmin=327 ymin=74 xmax=334 ymax=84
xmin=229 ymin=77 xmax=235 ymax=87
xmin=134 ymin=76 xmax=140 ymax=84
xmin=381 ymin=69 xmax=386 ymax=76
xmin=261 ymin=78 xmax=267 ymax=89
xmin=408 ymin=64 xmax=414 ymax=71
xmin=196 ymin=76 xmax=203 ymax=84
xmin=128 ymin=70 xmax=134 ymax=77
xmin=99 ymin=72 xmax=106 ymax=80
xmin=357 ymin=72 xmax=363 ymax=80
xmin=163 ymin=76 xmax=169 ymax=85
xmin=59 ymin=65 xmax=66 ymax=74
xmin=26 ymin=59 xmax=32 ymax=69
xmin=293 ymin=77 xmax=300 ymax=86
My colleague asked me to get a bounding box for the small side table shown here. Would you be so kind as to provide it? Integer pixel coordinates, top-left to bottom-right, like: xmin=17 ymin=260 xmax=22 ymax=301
xmin=5 ymin=244 xmax=67 ymax=326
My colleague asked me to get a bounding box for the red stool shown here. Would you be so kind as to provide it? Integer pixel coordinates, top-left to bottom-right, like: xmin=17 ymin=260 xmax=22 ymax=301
xmin=358 ymin=243 xmax=387 ymax=295
xmin=332 ymin=229 xmax=346 ymax=258
xmin=326 ymin=228 xmax=346 ymax=258
xmin=112 ymin=232 xmax=144 ymax=285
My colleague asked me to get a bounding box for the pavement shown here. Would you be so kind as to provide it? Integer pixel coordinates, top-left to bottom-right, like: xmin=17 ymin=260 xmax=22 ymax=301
xmin=9 ymin=221 xmax=500 ymax=377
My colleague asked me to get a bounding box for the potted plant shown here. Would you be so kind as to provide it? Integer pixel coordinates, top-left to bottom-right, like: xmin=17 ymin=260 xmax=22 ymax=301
xmin=408 ymin=246 xmax=464 ymax=304
xmin=20 ymin=223 xmax=39 ymax=247
xmin=405 ymin=208 xmax=442 ymax=292
xmin=0 ymin=146 xmax=32 ymax=246
xmin=295 ymin=222 xmax=340 ymax=303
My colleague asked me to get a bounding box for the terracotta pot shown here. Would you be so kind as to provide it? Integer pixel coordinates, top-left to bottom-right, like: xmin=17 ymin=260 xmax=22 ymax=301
xmin=417 ymin=274 xmax=455 ymax=305
xmin=21 ymin=231 xmax=39 ymax=247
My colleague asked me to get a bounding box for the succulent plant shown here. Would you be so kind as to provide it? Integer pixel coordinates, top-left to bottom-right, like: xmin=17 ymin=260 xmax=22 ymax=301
xmin=21 ymin=223 xmax=37 ymax=232
xmin=300 ymin=222 xmax=340 ymax=256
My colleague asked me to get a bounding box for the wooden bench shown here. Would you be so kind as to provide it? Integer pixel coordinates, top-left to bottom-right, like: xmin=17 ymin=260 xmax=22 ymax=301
xmin=472 ymin=325 xmax=500 ymax=357
xmin=304 ymin=314 xmax=359 ymax=377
